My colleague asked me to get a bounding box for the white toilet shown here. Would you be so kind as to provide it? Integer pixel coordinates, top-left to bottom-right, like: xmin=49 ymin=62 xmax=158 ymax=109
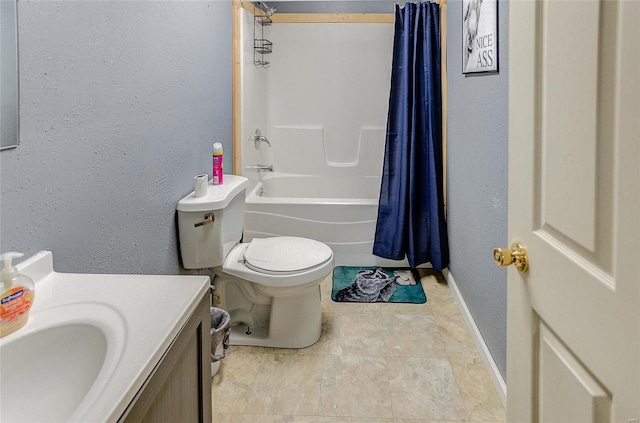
xmin=177 ymin=175 xmax=334 ymax=348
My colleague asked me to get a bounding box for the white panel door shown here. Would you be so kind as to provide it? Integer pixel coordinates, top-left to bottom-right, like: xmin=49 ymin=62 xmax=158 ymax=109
xmin=506 ymin=1 xmax=639 ymax=422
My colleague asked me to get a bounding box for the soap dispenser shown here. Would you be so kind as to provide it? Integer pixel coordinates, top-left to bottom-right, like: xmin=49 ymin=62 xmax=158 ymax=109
xmin=0 ymin=252 xmax=35 ymax=337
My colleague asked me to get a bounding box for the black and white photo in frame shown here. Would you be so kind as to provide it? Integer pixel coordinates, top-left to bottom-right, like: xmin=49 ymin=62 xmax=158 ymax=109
xmin=462 ymin=0 xmax=498 ymax=73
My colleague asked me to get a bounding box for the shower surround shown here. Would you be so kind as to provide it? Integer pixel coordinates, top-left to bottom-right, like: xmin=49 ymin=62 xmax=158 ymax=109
xmin=239 ymin=10 xmax=403 ymax=265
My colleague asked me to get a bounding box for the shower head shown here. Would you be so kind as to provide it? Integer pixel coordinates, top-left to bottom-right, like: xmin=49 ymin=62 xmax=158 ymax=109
xmin=265 ymin=5 xmax=276 ymax=17
xmin=254 ymin=2 xmax=276 ymax=17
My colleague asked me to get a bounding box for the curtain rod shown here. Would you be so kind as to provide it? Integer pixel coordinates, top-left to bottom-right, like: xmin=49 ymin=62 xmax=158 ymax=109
xmin=243 ymin=0 xmax=445 ymax=9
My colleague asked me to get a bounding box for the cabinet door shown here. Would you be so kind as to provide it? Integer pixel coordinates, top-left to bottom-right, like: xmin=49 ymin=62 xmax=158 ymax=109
xmin=120 ymin=294 xmax=212 ymax=423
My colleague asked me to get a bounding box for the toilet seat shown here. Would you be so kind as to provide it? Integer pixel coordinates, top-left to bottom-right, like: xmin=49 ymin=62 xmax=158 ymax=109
xmin=243 ymin=237 xmax=333 ymax=275
xmin=221 ymin=237 xmax=334 ymax=288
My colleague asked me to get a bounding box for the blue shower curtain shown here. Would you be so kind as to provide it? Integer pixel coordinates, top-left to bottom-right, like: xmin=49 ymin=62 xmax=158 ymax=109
xmin=373 ymin=2 xmax=449 ymax=270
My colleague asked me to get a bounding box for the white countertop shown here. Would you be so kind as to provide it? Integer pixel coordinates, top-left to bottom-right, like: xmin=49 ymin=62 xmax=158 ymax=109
xmin=7 ymin=251 xmax=210 ymax=423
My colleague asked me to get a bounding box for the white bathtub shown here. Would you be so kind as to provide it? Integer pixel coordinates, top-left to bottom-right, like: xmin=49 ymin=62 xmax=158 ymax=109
xmin=243 ymin=174 xmax=408 ymax=267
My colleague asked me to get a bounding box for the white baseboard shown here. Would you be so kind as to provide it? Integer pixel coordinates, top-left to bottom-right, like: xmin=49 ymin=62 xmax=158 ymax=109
xmin=442 ymin=269 xmax=507 ymax=407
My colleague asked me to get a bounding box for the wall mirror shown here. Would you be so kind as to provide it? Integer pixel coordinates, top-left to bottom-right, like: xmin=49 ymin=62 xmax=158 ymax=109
xmin=1 ymin=0 xmax=19 ymax=151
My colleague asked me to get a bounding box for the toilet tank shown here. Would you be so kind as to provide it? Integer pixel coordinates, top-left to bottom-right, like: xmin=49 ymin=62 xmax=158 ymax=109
xmin=177 ymin=175 xmax=249 ymax=269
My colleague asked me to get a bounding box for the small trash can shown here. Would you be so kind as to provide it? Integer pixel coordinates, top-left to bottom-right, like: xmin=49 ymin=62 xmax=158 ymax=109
xmin=210 ymin=307 xmax=231 ymax=378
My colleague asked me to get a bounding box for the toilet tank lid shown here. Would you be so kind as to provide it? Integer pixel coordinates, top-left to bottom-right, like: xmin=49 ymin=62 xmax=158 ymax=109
xmin=177 ymin=175 xmax=249 ymax=212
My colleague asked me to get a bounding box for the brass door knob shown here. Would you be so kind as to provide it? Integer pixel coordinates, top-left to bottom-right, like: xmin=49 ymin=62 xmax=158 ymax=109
xmin=493 ymin=243 xmax=528 ymax=272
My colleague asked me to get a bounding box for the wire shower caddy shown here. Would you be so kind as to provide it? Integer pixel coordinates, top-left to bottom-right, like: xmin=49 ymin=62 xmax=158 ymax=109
xmin=254 ymin=2 xmax=273 ymax=68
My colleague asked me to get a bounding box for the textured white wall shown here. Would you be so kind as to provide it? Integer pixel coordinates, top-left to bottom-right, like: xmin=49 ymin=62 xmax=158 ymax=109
xmin=446 ymin=0 xmax=509 ymax=379
xmin=0 ymin=1 xmax=232 ymax=274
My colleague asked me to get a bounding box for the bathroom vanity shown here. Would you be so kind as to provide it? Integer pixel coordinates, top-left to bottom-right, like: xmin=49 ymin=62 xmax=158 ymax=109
xmin=119 ymin=289 xmax=211 ymax=422
xmin=0 ymin=251 xmax=211 ymax=423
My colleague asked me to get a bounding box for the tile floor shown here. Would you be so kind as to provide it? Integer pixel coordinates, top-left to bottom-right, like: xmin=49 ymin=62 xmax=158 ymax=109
xmin=212 ymin=270 xmax=505 ymax=422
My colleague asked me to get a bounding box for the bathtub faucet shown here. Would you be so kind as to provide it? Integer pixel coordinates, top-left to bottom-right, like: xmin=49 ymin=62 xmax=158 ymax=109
xmin=252 ymin=129 xmax=271 ymax=149
xmin=245 ymin=164 xmax=274 ymax=173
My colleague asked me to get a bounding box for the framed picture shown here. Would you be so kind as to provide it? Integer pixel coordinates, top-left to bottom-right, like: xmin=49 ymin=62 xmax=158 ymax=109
xmin=462 ymin=0 xmax=498 ymax=74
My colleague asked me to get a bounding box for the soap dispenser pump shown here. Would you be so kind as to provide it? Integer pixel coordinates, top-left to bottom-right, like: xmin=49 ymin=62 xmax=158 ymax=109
xmin=0 ymin=252 xmax=35 ymax=337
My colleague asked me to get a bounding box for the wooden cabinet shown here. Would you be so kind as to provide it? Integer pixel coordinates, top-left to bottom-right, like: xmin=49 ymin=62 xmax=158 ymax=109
xmin=119 ymin=293 xmax=212 ymax=423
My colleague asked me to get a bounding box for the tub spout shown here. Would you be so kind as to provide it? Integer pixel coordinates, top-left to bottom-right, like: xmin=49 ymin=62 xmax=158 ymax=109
xmin=245 ymin=164 xmax=274 ymax=173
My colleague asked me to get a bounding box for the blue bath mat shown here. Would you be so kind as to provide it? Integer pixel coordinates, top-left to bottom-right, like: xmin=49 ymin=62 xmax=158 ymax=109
xmin=331 ymin=266 xmax=426 ymax=304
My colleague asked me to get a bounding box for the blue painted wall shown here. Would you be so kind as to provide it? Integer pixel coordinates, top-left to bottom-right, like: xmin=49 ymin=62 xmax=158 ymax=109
xmin=0 ymin=1 xmax=232 ymax=274
xmin=0 ymin=0 xmax=510 ymax=381
xmin=446 ymin=0 xmax=509 ymax=379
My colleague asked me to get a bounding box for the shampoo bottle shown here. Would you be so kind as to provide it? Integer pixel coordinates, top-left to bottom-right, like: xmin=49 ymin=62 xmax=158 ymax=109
xmin=0 ymin=252 xmax=35 ymax=337
xmin=212 ymin=143 xmax=224 ymax=185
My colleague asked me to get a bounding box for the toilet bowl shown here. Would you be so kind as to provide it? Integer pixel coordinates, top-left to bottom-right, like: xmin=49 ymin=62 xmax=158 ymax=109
xmin=177 ymin=175 xmax=334 ymax=349
xmin=214 ymin=237 xmax=333 ymax=348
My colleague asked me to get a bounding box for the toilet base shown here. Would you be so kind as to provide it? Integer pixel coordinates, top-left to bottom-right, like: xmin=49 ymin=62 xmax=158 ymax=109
xmin=228 ymin=287 xmax=322 ymax=349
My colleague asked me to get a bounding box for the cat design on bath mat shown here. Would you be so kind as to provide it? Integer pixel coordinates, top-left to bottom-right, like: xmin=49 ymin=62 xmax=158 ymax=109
xmin=334 ymin=267 xmax=397 ymax=303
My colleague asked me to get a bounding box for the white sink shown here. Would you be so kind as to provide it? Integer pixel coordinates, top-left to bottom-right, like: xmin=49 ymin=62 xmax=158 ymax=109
xmin=0 ymin=251 xmax=209 ymax=422
xmin=0 ymin=303 xmax=126 ymax=423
